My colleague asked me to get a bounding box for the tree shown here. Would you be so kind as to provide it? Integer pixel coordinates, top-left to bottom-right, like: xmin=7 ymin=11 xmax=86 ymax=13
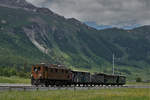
xmin=136 ymin=77 xmax=142 ymax=82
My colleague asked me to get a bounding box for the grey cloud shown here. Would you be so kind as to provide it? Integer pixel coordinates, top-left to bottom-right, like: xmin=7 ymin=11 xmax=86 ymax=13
xmin=27 ymin=0 xmax=150 ymax=27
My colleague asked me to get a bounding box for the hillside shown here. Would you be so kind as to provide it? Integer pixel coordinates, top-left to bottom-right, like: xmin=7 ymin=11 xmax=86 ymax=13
xmin=0 ymin=0 xmax=149 ymax=80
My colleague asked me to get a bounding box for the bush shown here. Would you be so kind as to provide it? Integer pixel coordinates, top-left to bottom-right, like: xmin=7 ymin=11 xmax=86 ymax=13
xmin=17 ymin=71 xmax=30 ymax=78
xmin=0 ymin=67 xmax=17 ymax=77
xmin=136 ymin=77 xmax=142 ymax=82
xmin=0 ymin=67 xmax=29 ymax=78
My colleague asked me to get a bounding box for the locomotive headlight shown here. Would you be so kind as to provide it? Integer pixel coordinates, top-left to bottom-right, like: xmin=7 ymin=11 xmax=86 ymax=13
xmin=39 ymin=73 xmax=42 ymax=79
xmin=39 ymin=74 xmax=42 ymax=77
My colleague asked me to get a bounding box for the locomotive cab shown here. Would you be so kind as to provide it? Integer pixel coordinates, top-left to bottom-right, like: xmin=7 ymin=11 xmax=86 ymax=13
xmin=31 ymin=64 xmax=73 ymax=86
xmin=31 ymin=65 xmax=46 ymax=85
xmin=31 ymin=65 xmax=43 ymax=79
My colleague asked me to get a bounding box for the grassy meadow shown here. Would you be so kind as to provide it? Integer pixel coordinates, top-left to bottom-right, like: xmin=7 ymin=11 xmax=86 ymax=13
xmin=0 ymin=88 xmax=149 ymax=100
xmin=0 ymin=76 xmax=30 ymax=84
xmin=126 ymin=81 xmax=150 ymax=86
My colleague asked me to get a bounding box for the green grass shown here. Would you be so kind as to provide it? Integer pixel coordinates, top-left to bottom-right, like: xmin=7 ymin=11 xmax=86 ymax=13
xmin=126 ymin=82 xmax=150 ymax=86
xmin=0 ymin=88 xmax=149 ymax=100
xmin=0 ymin=76 xmax=30 ymax=84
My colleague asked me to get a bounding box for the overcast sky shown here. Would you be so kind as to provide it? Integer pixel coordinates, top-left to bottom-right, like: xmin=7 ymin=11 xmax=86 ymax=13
xmin=27 ymin=0 xmax=150 ymax=27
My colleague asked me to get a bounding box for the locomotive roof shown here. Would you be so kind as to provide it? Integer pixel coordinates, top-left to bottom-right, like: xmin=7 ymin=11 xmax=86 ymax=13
xmin=33 ymin=64 xmax=69 ymax=70
xmin=93 ymin=72 xmax=106 ymax=75
xmin=72 ymin=70 xmax=90 ymax=73
xmin=105 ymin=74 xmax=126 ymax=77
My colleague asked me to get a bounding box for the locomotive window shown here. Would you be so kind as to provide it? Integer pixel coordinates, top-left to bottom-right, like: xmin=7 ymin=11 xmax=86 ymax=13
xmin=51 ymin=69 xmax=53 ymax=72
xmin=55 ymin=69 xmax=58 ymax=72
xmin=65 ymin=70 xmax=68 ymax=73
xmin=38 ymin=67 xmax=41 ymax=71
xmin=67 ymin=75 xmax=70 ymax=78
xmin=45 ymin=67 xmax=48 ymax=71
xmin=34 ymin=67 xmax=37 ymax=72
xmin=62 ymin=69 xmax=64 ymax=73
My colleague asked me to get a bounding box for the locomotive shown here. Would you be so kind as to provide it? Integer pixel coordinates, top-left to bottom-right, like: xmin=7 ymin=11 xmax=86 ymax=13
xmin=31 ymin=64 xmax=126 ymax=87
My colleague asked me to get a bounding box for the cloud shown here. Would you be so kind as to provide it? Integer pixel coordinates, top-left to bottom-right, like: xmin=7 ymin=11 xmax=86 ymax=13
xmin=26 ymin=0 xmax=150 ymax=27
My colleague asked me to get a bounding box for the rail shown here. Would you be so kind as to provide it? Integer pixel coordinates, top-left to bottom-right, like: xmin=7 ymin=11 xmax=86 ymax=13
xmin=0 ymin=85 xmax=150 ymax=92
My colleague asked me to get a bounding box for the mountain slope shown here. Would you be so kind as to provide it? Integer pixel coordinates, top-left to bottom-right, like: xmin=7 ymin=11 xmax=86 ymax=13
xmin=0 ymin=0 xmax=149 ymax=80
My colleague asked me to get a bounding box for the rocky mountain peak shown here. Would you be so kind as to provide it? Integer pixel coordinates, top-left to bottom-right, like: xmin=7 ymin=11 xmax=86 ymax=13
xmin=0 ymin=0 xmax=57 ymax=15
xmin=0 ymin=0 xmax=36 ymax=9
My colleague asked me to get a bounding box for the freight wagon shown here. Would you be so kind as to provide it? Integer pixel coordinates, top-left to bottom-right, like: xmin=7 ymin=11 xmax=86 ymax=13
xmin=91 ymin=73 xmax=105 ymax=85
xmin=71 ymin=70 xmax=91 ymax=86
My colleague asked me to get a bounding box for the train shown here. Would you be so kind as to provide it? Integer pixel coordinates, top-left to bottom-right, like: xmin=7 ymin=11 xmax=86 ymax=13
xmin=31 ymin=64 xmax=126 ymax=87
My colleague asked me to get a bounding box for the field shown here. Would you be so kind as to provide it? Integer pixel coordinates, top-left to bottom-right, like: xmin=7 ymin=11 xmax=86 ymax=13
xmin=1 ymin=76 xmax=150 ymax=85
xmin=126 ymin=81 xmax=150 ymax=86
xmin=0 ymin=88 xmax=149 ymax=100
xmin=0 ymin=76 xmax=30 ymax=84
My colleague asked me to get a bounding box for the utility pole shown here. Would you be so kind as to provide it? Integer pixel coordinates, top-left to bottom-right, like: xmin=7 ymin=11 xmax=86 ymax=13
xmin=112 ymin=53 xmax=115 ymax=75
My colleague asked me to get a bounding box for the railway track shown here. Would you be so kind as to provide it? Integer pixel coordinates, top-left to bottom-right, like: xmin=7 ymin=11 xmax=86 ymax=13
xmin=0 ymin=84 xmax=149 ymax=91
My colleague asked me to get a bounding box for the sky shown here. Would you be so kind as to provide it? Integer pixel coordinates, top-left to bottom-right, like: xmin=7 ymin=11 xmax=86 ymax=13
xmin=26 ymin=0 xmax=150 ymax=28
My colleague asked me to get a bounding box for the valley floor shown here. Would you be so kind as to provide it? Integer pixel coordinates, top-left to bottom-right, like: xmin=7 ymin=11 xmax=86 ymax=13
xmin=0 ymin=76 xmax=30 ymax=84
xmin=0 ymin=76 xmax=150 ymax=86
xmin=0 ymin=88 xmax=149 ymax=100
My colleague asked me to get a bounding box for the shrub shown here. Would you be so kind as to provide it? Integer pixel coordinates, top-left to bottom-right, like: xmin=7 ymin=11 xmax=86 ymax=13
xmin=136 ymin=77 xmax=142 ymax=82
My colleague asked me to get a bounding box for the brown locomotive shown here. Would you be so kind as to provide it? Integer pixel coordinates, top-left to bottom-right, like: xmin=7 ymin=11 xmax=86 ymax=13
xmin=31 ymin=64 xmax=72 ymax=86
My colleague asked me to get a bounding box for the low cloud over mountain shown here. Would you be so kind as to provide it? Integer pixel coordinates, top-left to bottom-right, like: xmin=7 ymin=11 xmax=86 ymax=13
xmin=27 ymin=0 xmax=150 ymax=27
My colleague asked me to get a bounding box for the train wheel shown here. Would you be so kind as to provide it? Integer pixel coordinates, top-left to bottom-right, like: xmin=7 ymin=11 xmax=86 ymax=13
xmin=90 ymin=84 xmax=92 ymax=87
xmin=45 ymin=84 xmax=49 ymax=87
xmin=55 ymin=81 xmax=59 ymax=86
xmin=64 ymin=83 xmax=68 ymax=87
xmin=31 ymin=79 xmax=34 ymax=85
xmin=68 ymin=84 xmax=71 ymax=87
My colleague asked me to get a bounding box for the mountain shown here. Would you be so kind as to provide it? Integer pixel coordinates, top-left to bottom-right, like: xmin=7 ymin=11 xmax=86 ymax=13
xmin=0 ymin=0 xmax=35 ymax=9
xmin=85 ymin=22 xmax=141 ymax=30
xmin=85 ymin=22 xmax=114 ymax=30
xmin=0 ymin=0 xmax=149 ymax=80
